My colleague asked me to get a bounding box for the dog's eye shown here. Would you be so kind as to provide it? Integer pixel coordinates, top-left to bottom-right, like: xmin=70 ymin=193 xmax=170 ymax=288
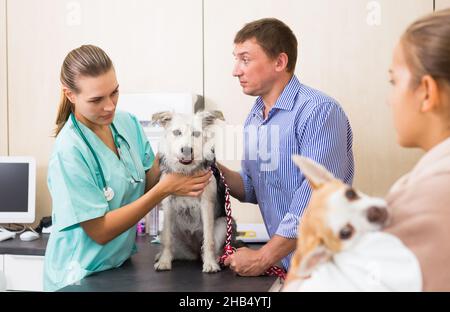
xmin=192 ymin=131 xmax=201 ymax=138
xmin=345 ymin=188 xmax=359 ymax=201
xmin=339 ymin=224 xmax=354 ymax=240
xmin=172 ymin=129 xmax=182 ymax=136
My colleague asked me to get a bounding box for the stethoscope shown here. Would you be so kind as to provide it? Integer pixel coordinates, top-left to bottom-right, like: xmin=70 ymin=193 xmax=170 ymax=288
xmin=70 ymin=113 xmax=144 ymax=201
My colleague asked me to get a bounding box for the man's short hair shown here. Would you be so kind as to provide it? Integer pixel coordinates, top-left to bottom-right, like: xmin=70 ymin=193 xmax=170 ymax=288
xmin=234 ymin=18 xmax=298 ymax=73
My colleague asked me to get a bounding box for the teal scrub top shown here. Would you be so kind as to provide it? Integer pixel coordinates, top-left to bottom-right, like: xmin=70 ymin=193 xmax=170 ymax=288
xmin=44 ymin=110 xmax=154 ymax=291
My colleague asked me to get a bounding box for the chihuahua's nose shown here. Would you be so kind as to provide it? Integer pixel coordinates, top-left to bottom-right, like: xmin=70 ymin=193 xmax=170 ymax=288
xmin=367 ymin=206 xmax=388 ymax=225
xmin=181 ymin=147 xmax=193 ymax=156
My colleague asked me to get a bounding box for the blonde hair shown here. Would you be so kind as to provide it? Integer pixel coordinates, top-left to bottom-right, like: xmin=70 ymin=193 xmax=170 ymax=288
xmin=401 ymin=8 xmax=450 ymax=89
xmin=54 ymin=45 xmax=113 ymax=136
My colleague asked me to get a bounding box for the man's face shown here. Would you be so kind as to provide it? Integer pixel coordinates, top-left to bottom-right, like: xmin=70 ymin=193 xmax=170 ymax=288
xmin=232 ymin=38 xmax=278 ymax=96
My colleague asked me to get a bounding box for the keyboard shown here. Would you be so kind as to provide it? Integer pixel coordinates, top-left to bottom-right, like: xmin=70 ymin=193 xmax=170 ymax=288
xmin=0 ymin=230 xmax=16 ymax=242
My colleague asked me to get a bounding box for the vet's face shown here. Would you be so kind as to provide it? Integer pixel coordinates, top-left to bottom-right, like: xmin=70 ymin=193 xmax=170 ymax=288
xmin=325 ymin=185 xmax=388 ymax=249
xmin=232 ymin=38 xmax=278 ymax=96
xmin=387 ymin=42 xmax=424 ymax=148
xmin=67 ymin=68 xmax=119 ymax=129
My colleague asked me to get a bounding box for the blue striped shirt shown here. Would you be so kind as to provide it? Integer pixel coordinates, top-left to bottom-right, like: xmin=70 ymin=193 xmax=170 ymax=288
xmin=239 ymin=75 xmax=354 ymax=270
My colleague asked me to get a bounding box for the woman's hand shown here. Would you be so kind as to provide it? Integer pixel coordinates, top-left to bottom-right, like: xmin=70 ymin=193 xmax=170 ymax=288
xmin=159 ymin=169 xmax=213 ymax=197
xmin=145 ymin=154 xmax=162 ymax=192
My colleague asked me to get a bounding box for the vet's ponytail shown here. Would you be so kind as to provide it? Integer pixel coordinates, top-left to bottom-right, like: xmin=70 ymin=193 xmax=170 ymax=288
xmin=54 ymin=45 xmax=113 ymax=136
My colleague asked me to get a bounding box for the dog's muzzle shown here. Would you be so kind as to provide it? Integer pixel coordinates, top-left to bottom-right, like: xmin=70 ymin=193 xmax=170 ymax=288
xmin=179 ymin=146 xmax=194 ymax=165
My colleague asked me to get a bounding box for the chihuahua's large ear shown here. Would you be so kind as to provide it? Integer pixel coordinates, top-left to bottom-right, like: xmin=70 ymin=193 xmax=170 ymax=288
xmin=151 ymin=111 xmax=173 ymax=128
xmin=292 ymin=155 xmax=335 ymax=189
xmin=197 ymin=110 xmax=225 ymax=128
xmin=298 ymin=246 xmax=332 ymax=279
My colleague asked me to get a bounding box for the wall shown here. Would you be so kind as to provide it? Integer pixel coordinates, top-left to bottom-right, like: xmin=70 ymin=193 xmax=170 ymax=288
xmin=204 ymin=0 xmax=431 ymax=223
xmin=436 ymin=0 xmax=450 ymax=9
xmin=0 ymin=0 xmax=439 ymax=226
xmin=0 ymin=0 xmax=7 ymax=155
xmin=3 ymin=0 xmax=203 ymax=226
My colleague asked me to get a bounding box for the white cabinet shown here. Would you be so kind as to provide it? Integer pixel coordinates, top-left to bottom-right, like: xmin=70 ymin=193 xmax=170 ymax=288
xmin=0 ymin=255 xmax=5 ymax=291
xmin=3 ymin=254 xmax=44 ymax=292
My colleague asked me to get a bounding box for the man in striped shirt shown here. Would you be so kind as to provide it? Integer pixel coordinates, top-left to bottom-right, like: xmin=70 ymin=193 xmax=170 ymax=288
xmin=221 ymin=18 xmax=354 ymax=276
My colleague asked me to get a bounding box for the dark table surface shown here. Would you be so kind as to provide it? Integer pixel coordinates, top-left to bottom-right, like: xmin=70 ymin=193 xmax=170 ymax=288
xmin=0 ymin=232 xmax=48 ymax=256
xmin=0 ymin=233 xmax=277 ymax=291
xmin=60 ymin=235 xmax=277 ymax=292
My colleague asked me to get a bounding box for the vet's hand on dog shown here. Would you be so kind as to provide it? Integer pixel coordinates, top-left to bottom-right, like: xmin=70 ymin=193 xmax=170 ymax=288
xmin=160 ymin=169 xmax=213 ymax=197
xmin=224 ymin=247 xmax=268 ymax=276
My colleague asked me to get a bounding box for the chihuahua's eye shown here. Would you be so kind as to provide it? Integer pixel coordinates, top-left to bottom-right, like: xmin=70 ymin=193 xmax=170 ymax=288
xmin=345 ymin=188 xmax=359 ymax=201
xmin=172 ymin=129 xmax=182 ymax=136
xmin=339 ymin=224 xmax=354 ymax=240
xmin=192 ymin=131 xmax=201 ymax=138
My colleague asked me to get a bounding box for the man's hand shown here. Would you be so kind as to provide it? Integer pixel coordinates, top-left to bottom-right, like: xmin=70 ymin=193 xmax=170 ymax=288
xmin=224 ymin=235 xmax=297 ymax=276
xmin=223 ymin=247 xmax=270 ymax=276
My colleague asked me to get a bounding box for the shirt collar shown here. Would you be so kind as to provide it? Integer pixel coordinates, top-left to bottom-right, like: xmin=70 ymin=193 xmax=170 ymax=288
xmin=411 ymin=136 xmax=450 ymax=174
xmin=389 ymin=136 xmax=450 ymax=194
xmin=272 ymin=75 xmax=301 ymax=111
xmin=249 ymin=75 xmax=301 ymax=117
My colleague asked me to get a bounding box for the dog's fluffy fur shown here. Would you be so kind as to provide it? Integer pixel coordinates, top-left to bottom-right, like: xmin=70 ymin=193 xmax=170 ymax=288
xmin=152 ymin=110 xmax=235 ymax=273
xmin=283 ymin=156 xmax=388 ymax=290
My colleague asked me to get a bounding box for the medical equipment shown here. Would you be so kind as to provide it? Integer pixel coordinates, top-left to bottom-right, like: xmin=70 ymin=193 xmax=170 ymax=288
xmin=70 ymin=114 xmax=144 ymax=201
xmin=0 ymin=157 xmax=36 ymax=224
xmin=0 ymin=228 xmax=16 ymax=242
xmin=19 ymin=230 xmax=40 ymax=241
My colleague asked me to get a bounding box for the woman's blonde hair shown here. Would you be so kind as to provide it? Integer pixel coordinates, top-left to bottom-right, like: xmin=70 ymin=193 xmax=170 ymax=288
xmin=54 ymin=45 xmax=113 ymax=136
xmin=401 ymin=8 xmax=450 ymax=89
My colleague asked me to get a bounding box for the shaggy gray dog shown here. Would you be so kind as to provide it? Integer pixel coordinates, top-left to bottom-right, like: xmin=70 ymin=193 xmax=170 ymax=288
xmin=152 ymin=110 xmax=234 ymax=273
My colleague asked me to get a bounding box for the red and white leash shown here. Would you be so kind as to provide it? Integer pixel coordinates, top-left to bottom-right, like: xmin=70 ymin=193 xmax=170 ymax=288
xmin=214 ymin=165 xmax=286 ymax=280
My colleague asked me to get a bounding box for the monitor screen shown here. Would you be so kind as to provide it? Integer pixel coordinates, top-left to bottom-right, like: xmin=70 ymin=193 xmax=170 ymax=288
xmin=0 ymin=157 xmax=36 ymax=224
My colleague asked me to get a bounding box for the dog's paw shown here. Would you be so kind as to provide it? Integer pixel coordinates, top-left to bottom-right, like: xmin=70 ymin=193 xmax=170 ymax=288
xmin=154 ymin=252 xmax=161 ymax=263
xmin=202 ymin=261 xmax=221 ymax=273
xmin=154 ymin=259 xmax=172 ymax=271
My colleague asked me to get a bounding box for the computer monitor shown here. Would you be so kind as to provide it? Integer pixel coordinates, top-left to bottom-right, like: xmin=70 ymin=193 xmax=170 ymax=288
xmin=0 ymin=157 xmax=36 ymax=224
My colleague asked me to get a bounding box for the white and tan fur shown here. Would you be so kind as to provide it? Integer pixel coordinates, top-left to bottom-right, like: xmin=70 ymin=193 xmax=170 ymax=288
xmin=283 ymin=156 xmax=388 ymax=290
xmin=152 ymin=110 xmax=231 ymax=273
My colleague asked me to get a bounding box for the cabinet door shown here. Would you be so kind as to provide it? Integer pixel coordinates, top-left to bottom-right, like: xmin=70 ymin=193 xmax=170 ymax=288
xmin=436 ymin=0 xmax=450 ymax=9
xmin=4 ymin=254 xmax=44 ymax=291
xmin=0 ymin=255 xmax=5 ymax=291
xmin=6 ymin=0 xmax=203 ymax=223
xmin=204 ymin=0 xmax=432 ymax=223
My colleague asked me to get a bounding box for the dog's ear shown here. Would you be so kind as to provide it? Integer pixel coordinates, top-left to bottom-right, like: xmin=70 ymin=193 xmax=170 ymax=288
xmin=151 ymin=111 xmax=173 ymax=128
xmin=197 ymin=110 xmax=225 ymax=128
xmin=292 ymin=155 xmax=335 ymax=189
xmin=298 ymin=245 xmax=332 ymax=278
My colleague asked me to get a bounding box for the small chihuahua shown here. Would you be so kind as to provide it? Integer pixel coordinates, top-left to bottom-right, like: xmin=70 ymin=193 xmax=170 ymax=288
xmin=283 ymin=156 xmax=389 ymax=289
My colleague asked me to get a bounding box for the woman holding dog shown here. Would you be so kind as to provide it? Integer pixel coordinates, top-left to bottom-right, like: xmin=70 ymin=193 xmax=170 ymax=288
xmin=383 ymin=8 xmax=450 ymax=291
xmin=287 ymin=9 xmax=450 ymax=292
xmin=44 ymin=45 xmax=212 ymax=291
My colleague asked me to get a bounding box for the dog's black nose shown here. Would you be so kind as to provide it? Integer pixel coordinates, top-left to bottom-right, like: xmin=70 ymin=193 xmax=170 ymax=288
xmin=367 ymin=206 xmax=388 ymax=225
xmin=181 ymin=147 xmax=193 ymax=156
